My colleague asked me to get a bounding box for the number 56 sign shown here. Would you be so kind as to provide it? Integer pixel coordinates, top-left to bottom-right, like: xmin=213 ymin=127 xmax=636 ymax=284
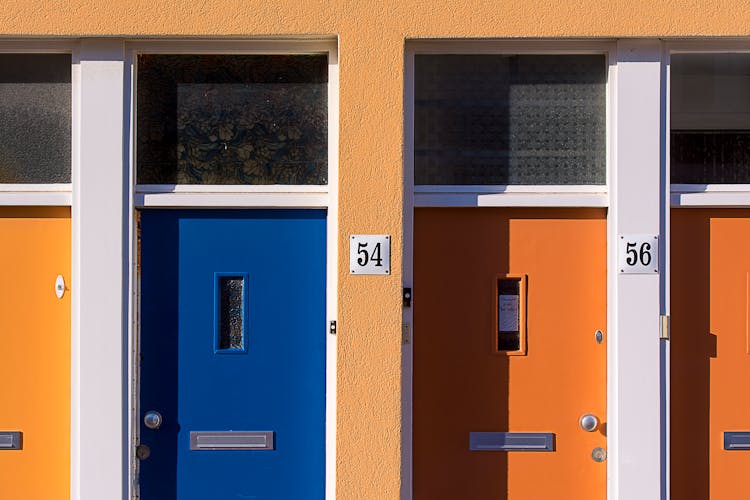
xmin=618 ymin=234 xmax=659 ymax=274
xmin=350 ymin=235 xmax=391 ymax=275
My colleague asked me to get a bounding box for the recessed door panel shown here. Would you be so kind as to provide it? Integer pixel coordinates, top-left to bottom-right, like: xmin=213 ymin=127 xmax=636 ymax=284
xmin=0 ymin=207 xmax=71 ymax=499
xmin=413 ymin=207 xmax=607 ymax=499
xmin=671 ymin=209 xmax=750 ymax=499
xmin=138 ymin=209 xmax=326 ymax=499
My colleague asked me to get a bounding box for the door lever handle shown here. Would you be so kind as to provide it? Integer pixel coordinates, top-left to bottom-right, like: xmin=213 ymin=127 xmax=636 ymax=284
xmin=144 ymin=411 xmax=163 ymax=430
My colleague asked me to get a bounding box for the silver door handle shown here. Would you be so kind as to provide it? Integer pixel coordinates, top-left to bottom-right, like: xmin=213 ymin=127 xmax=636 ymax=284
xmin=144 ymin=411 xmax=163 ymax=430
xmin=579 ymin=414 xmax=599 ymax=432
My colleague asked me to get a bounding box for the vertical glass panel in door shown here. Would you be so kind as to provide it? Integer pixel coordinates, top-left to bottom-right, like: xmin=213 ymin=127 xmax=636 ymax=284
xmin=497 ymin=278 xmax=520 ymax=352
xmin=671 ymin=54 xmax=750 ymax=183
xmin=137 ymin=54 xmax=328 ymax=185
xmin=0 ymin=54 xmax=71 ymax=183
xmin=217 ymin=275 xmax=245 ymax=351
xmin=414 ymin=54 xmax=606 ymax=185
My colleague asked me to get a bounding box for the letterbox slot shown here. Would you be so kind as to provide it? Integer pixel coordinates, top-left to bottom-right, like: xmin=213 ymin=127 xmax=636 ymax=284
xmin=724 ymin=432 xmax=750 ymax=450
xmin=469 ymin=432 xmax=555 ymax=452
xmin=190 ymin=431 xmax=274 ymax=451
xmin=0 ymin=432 xmax=22 ymax=450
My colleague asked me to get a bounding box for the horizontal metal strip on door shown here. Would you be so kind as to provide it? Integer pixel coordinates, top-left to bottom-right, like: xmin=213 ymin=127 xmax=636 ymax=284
xmin=469 ymin=432 xmax=555 ymax=452
xmin=724 ymin=432 xmax=750 ymax=450
xmin=0 ymin=431 xmax=22 ymax=450
xmin=189 ymin=431 xmax=275 ymax=451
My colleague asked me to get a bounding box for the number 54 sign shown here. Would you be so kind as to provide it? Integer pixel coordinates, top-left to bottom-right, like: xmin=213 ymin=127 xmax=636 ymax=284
xmin=350 ymin=235 xmax=391 ymax=275
xmin=618 ymin=234 xmax=659 ymax=274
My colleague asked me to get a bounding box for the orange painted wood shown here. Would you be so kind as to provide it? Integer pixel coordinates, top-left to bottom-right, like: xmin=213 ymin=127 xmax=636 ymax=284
xmin=671 ymin=209 xmax=750 ymax=499
xmin=0 ymin=207 xmax=70 ymax=499
xmin=414 ymin=207 xmax=607 ymax=499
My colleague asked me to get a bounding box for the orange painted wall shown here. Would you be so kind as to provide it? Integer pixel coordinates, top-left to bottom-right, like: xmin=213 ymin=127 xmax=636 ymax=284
xmin=0 ymin=207 xmax=71 ymax=499
xmin=2 ymin=2 xmax=749 ymax=499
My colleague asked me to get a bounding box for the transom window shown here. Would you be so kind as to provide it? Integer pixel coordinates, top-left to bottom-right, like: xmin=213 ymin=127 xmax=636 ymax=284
xmin=136 ymin=54 xmax=328 ymax=185
xmin=671 ymin=53 xmax=750 ymax=184
xmin=414 ymin=54 xmax=607 ymax=185
xmin=0 ymin=53 xmax=71 ymax=184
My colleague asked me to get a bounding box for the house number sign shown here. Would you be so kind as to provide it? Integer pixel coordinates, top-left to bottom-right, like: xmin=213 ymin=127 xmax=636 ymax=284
xmin=618 ymin=234 xmax=659 ymax=274
xmin=350 ymin=235 xmax=390 ymax=275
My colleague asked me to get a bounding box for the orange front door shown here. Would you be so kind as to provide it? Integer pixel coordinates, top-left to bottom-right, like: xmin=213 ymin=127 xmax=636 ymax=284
xmin=0 ymin=207 xmax=71 ymax=499
xmin=671 ymin=209 xmax=750 ymax=499
xmin=414 ymin=207 xmax=607 ymax=499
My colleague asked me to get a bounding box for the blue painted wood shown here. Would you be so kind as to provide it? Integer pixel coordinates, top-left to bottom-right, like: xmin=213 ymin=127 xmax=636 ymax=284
xmin=139 ymin=209 xmax=326 ymax=500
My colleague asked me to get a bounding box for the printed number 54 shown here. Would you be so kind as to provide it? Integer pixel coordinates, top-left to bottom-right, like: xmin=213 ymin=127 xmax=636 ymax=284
xmin=357 ymin=242 xmax=383 ymax=267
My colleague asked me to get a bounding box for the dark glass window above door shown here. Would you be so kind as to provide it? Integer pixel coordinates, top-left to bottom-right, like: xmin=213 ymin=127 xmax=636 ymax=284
xmin=414 ymin=54 xmax=607 ymax=185
xmin=137 ymin=54 xmax=328 ymax=185
xmin=671 ymin=53 xmax=750 ymax=184
xmin=0 ymin=54 xmax=71 ymax=183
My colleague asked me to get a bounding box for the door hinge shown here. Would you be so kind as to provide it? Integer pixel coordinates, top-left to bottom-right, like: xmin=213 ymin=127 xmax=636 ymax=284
xmin=329 ymin=320 xmax=337 ymax=335
xmin=402 ymin=323 xmax=411 ymax=345
xmin=660 ymin=314 xmax=670 ymax=340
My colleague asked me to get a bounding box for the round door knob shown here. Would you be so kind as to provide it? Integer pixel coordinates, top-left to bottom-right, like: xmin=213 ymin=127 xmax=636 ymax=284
xmin=579 ymin=413 xmax=599 ymax=432
xmin=144 ymin=411 xmax=163 ymax=430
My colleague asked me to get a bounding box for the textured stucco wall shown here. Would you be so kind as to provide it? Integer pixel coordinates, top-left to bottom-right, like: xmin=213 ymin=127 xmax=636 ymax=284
xmin=4 ymin=1 xmax=750 ymax=498
xmin=4 ymin=0 xmax=750 ymax=37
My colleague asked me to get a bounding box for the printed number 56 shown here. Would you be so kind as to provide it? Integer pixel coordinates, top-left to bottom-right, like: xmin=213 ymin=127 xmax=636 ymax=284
xmin=626 ymin=241 xmax=652 ymax=266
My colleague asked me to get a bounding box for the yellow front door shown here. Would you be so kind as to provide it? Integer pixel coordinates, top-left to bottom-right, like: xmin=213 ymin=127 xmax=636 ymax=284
xmin=0 ymin=207 xmax=70 ymax=499
xmin=413 ymin=207 xmax=607 ymax=499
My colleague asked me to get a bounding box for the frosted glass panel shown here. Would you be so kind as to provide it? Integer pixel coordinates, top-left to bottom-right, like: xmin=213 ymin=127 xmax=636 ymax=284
xmin=218 ymin=276 xmax=244 ymax=350
xmin=137 ymin=54 xmax=328 ymax=185
xmin=497 ymin=278 xmax=520 ymax=352
xmin=671 ymin=54 xmax=750 ymax=183
xmin=415 ymin=54 xmax=606 ymax=185
xmin=0 ymin=54 xmax=71 ymax=183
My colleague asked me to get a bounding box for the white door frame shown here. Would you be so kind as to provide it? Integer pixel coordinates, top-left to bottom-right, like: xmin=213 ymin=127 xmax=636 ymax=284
xmin=402 ymin=39 xmax=668 ymax=500
xmin=664 ymin=39 xmax=750 ymax=500
xmin=70 ymin=38 xmax=341 ymax=500
xmin=124 ymin=39 xmax=340 ymax=500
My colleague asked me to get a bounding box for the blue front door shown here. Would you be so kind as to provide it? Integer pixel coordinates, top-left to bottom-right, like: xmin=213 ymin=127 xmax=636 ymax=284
xmin=138 ymin=209 xmax=326 ymax=499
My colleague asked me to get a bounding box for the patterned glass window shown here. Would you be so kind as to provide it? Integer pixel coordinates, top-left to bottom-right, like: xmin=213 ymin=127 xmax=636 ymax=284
xmin=137 ymin=54 xmax=328 ymax=185
xmin=671 ymin=53 xmax=750 ymax=184
xmin=0 ymin=54 xmax=71 ymax=183
xmin=415 ymin=54 xmax=607 ymax=185
xmin=217 ymin=275 xmax=246 ymax=351
xmin=497 ymin=278 xmax=521 ymax=352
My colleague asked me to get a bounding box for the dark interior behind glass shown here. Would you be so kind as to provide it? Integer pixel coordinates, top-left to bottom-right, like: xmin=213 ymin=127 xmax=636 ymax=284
xmin=137 ymin=54 xmax=328 ymax=185
xmin=415 ymin=54 xmax=607 ymax=185
xmin=671 ymin=53 xmax=750 ymax=184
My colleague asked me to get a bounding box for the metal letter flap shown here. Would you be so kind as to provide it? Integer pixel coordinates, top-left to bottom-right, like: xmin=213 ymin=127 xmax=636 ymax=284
xmin=0 ymin=432 xmax=22 ymax=450
xmin=190 ymin=431 xmax=274 ymax=451
xmin=469 ymin=432 xmax=555 ymax=452
xmin=724 ymin=432 xmax=750 ymax=450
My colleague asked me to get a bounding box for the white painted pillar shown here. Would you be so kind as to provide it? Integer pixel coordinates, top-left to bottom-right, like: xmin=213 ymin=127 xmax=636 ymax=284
xmin=72 ymin=39 xmax=126 ymax=500
xmin=609 ymin=40 xmax=664 ymax=500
